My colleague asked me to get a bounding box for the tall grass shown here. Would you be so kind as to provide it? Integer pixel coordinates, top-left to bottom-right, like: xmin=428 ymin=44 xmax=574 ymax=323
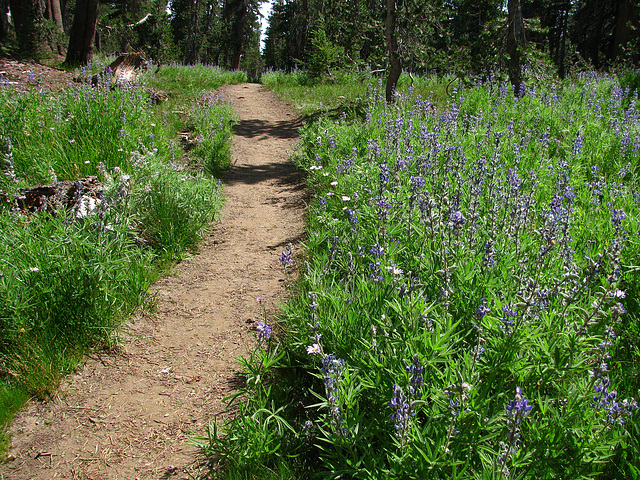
xmin=203 ymin=72 xmax=640 ymax=479
xmin=0 ymin=82 xmax=154 ymax=185
xmin=149 ymin=64 xmax=248 ymax=97
xmin=261 ymin=70 xmax=454 ymax=119
xmin=0 ymin=64 xmax=240 ymax=455
xmin=261 ymin=70 xmax=370 ymax=119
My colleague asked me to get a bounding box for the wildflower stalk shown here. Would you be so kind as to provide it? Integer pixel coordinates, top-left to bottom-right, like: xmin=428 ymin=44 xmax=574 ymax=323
xmin=498 ymin=387 xmax=532 ymax=478
xmin=307 ymin=313 xmax=349 ymax=439
xmin=388 ymin=355 xmax=424 ymax=451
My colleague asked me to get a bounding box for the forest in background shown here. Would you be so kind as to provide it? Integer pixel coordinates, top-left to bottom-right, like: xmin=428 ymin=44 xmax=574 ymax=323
xmin=0 ymin=0 xmax=638 ymax=86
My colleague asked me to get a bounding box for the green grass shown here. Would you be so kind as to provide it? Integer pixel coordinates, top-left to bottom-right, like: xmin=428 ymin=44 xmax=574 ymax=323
xmin=148 ymin=64 xmax=248 ymax=98
xmin=261 ymin=70 xmax=369 ymax=119
xmin=146 ymin=65 xmax=245 ymax=147
xmin=260 ymin=70 xmax=454 ymax=120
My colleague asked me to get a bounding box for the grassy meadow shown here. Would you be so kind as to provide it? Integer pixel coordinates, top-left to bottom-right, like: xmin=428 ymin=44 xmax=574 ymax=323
xmin=196 ymin=71 xmax=640 ymax=479
xmin=0 ymin=62 xmax=245 ymax=454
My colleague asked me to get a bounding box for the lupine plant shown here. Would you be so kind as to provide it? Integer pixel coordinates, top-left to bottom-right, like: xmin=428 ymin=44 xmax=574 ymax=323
xmin=210 ymin=73 xmax=640 ymax=479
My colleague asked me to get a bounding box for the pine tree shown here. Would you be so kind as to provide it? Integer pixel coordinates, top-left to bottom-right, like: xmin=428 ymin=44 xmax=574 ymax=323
xmin=308 ymin=17 xmax=342 ymax=77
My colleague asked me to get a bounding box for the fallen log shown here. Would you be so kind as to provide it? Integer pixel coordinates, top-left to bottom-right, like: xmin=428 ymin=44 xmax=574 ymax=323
xmin=1 ymin=177 xmax=103 ymax=215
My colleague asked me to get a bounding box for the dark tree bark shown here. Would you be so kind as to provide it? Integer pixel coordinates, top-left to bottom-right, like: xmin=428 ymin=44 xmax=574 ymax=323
xmin=385 ymin=0 xmax=401 ymax=102
xmin=506 ymin=0 xmax=525 ymax=94
xmin=558 ymin=4 xmax=569 ymax=78
xmin=611 ymin=0 xmax=638 ymax=62
xmin=0 ymin=0 xmax=9 ymax=43
xmin=64 ymin=0 xmax=99 ymax=66
xmin=9 ymin=0 xmax=54 ymax=57
xmin=225 ymin=0 xmax=249 ymax=70
xmin=8 ymin=0 xmax=27 ymax=43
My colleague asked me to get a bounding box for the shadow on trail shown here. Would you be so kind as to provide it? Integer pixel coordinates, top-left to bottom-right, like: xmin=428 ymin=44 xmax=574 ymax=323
xmin=266 ymin=231 xmax=307 ymax=251
xmin=223 ymin=161 xmax=306 ymax=191
xmin=233 ymin=117 xmax=304 ymax=140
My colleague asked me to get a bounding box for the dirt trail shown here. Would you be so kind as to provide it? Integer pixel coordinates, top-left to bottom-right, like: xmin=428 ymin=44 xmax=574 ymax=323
xmin=1 ymin=83 xmax=305 ymax=479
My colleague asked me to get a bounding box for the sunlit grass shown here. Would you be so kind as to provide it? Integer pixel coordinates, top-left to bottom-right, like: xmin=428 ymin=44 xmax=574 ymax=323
xmin=261 ymin=70 xmax=453 ymax=119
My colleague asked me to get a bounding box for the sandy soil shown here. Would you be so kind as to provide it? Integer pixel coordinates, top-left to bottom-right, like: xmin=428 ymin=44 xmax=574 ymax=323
xmin=0 ymin=80 xmax=306 ymax=479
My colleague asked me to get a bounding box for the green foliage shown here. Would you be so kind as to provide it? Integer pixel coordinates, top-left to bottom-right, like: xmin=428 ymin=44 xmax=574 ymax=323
xmin=264 ymin=0 xmax=385 ymax=73
xmin=96 ymin=0 xmax=178 ymax=64
xmin=146 ymin=64 xmax=242 ymax=175
xmin=0 ymin=78 xmax=158 ymax=187
xmin=191 ymin=91 xmax=235 ymax=176
xmin=261 ymin=71 xmax=452 ymax=120
xmin=148 ymin=65 xmax=248 ymax=99
xmin=308 ymin=19 xmax=343 ymax=78
xmin=128 ymin=148 xmax=223 ymax=259
xmin=212 ymin=72 xmax=640 ymax=479
xmin=0 ymin=210 xmax=157 ymax=398
xmin=261 ymin=70 xmax=369 ymax=119
xmin=618 ymin=69 xmax=640 ymax=104
xmin=0 ymin=382 xmax=29 ymax=454
xmin=192 ymin=309 xmax=306 ymax=479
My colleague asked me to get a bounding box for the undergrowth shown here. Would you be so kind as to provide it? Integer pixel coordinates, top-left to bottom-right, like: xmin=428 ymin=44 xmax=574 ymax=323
xmin=203 ymin=71 xmax=640 ymax=479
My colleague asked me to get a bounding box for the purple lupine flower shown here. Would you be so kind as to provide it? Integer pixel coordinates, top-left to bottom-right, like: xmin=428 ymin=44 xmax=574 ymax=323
xmin=279 ymin=247 xmax=293 ymax=267
xmin=506 ymin=387 xmax=533 ymax=420
xmin=610 ymin=208 xmax=626 ymax=228
xmin=256 ymin=321 xmax=272 ymax=340
xmin=475 ymin=298 xmax=491 ymax=322
xmin=369 ymin=262 xmax=384 ymax=282
xmin=498 ymin=387 xmax=533 ymax=476
xmin=377 ymin=196 xmax=391 ymax=220
xmin=500 ymin=303 xmax=518 ymax=335
xmin=379 ymin=163 xmax=390 ymax=185
xmin=321 ymin=354 xmax=348 ymax=437
xmin=590 ymin=325 xmax=638 ymax=424
xmin=389 ymin=384 xmax=410 ymax=435
xmin=449 ymin=210 xmax=466 ymax=229
xmin=406 ymin=355 xmax=424 ymax=391
xmin=346 ymin=208 xmax=358 ymax=226
xmin=444 ymin=381 xmax=472 ymax=434
xmin=483 ymin=242 xmax=497 ymax=268
xmin=389 ymin=355 xmax=424 ymax=448
xmin=572 ymin=134 xmax=584 ymax=155
xmin=410 ymin=175 xmax=425 ymax=193
xmin=370 ymin=244 xmax=384 ymax=257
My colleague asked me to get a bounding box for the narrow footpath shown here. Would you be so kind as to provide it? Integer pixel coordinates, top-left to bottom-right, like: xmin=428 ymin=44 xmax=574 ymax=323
xmin=1 ymin=83 xmax=305 ymax=480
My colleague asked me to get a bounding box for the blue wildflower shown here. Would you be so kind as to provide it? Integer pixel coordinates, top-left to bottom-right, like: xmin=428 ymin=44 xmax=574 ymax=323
xmin=499 ymin=387 xmax=533 ymax=476
xmin=256 ymin=321 xmax=272 ymax=341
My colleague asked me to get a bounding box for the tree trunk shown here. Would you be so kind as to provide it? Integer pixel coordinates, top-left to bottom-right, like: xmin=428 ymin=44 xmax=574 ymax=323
xmin=47 ymin=0 xmax=64 ymax=31
xmin=64 ymin=0 xmax=99 ymax=66
xmin=611 ymin=0 xmax=637 ymax=62
xmin=506 ymin=0 xmax=525 ymax=94
xmin=9 ymin=0 xmax=52 ymax=58
xmin=385 ymin=0 xmax=401 ymax=102
xmin=183 ymin=0 xmax=201 ymax=64
xmin=8 ymin=0 xmax=26 ymax=42
xmin=558 ymin=4 xmax=569 ymax=79
xmin=226 ymin=0 xmax=248 ymax=70
xmin=0 ymin=0 xmax=9 ymax=43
